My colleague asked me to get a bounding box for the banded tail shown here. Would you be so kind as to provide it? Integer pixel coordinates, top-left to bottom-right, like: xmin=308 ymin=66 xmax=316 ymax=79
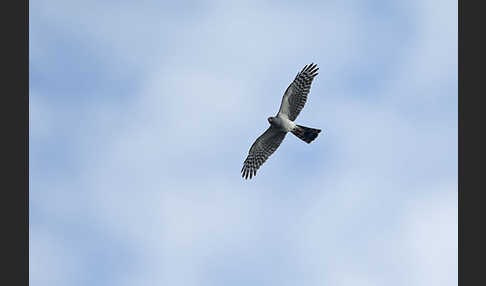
xmin=291 ymin=125 xmax=321 ymax=143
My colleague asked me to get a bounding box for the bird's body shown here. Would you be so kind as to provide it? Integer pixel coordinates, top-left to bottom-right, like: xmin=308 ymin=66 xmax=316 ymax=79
xmin=268 ymin=115 xmax=296 ymax=132
xmin=241 ymin=63 xmax=322 ymax=179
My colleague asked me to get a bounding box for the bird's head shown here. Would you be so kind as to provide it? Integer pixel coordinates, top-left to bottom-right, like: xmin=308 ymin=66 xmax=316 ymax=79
xmin=267 ymin=117 xmax=274 ymax=124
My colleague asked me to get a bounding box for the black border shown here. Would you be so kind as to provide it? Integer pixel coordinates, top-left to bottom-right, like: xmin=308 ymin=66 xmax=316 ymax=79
xmin=3 ymin=0 xmax=28 ymax=285
xmin=459 ymin=0 xmax=484 ymax=285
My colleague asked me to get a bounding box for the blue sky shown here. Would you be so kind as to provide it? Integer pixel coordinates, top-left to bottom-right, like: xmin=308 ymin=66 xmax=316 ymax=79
xmin=30 ymin=0 xmax=457 ymax=285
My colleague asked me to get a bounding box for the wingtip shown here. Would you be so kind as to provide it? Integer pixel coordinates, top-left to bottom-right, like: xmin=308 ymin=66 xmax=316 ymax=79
xmin=241 ymin=166 xmax=257 ymax=180
xmin=301 ymin=63 xmax=319 ymax=76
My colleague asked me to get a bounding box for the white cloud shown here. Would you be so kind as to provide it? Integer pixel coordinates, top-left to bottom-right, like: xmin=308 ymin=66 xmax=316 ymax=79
xmin=29 ymin=94 xmax=53 ymax=140
xmin=30 ymin=227 xmax=82 ymax=286
xmin=402 ymin=182 xmax=457 ymax=286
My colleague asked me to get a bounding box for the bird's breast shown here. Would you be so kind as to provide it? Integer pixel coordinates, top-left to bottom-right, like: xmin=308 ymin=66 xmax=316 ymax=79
xmin=274 ymin=115 xmax=296 ymax=132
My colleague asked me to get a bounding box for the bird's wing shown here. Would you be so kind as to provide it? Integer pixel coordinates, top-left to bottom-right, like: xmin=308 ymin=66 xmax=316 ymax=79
xmin=241 ymin=126 xmax=287 ymax=179
xmin=277 ymin=63 xmax=319 ymax=121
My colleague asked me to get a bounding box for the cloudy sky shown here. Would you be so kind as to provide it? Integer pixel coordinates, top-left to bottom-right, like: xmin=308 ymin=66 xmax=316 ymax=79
xmin=30 ymin=0 xmax=457 ymax=285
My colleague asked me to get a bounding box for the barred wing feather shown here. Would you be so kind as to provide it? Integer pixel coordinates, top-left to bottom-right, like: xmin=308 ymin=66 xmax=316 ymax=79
xmin=241 ymin=126 xmax=287 ymax=179
xmin=278 ymin=63 xmax=319 ymax=121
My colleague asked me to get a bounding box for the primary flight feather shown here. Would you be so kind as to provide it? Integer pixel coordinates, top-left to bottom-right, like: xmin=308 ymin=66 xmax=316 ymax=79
xmin=241 ymin=63 xmax=322 ymax=179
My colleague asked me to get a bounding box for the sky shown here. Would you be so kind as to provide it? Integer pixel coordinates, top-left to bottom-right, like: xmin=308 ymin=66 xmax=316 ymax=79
xmin=30 ymin=0 xmax=457 ymax=285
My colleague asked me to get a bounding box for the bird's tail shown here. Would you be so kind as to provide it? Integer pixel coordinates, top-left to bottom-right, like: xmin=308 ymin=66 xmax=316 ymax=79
xmin=291 ymin=125 xmax=321 ymax=143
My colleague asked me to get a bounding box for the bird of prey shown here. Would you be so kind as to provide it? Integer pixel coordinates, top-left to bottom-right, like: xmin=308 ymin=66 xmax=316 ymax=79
xmin=241 ymin=63 xmax=322 ymax=180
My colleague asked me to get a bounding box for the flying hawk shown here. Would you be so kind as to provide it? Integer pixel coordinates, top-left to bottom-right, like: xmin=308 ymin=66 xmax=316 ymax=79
xmin=241 ymin=63 xmax=321 ymax=179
